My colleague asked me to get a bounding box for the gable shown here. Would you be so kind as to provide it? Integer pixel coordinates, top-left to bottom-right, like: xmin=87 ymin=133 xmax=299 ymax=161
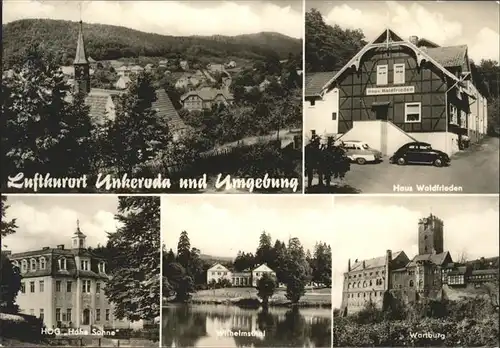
xmin=320 ymin=27 xmax=460 ymax=94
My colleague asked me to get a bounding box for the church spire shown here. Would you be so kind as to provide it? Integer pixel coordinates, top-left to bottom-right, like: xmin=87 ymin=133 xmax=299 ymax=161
xmin=74 ymin=20 xmax=88 ymax=65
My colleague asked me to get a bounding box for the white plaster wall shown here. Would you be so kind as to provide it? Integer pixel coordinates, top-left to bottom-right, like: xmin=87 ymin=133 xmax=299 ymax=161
xmin=304 ymin=88 xmax=339 ymax=140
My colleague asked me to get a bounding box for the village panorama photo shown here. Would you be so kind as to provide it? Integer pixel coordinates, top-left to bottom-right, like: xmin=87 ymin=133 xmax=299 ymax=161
xmin=1 ymin=0 xmax=303 ymax=194
xmin=162 ymin=195 xmax=333 ymax=348
xmin=0 ymin=195 xmax=161 ymax=347
xmin=304 ymin=0 xmax=500 ymax=194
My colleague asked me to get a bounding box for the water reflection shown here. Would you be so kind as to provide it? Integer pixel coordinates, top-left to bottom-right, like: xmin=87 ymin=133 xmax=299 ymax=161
xmin=162 ymin=304 xmax=331 ymax=347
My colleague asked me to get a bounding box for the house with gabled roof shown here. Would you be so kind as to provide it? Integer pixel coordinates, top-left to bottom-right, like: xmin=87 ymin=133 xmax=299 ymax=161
xmin=206 ymin=262 xmax=276 ymax=287
xmin=180 ymin=87 xmax=234 ymax=112
xmin=307 ymin=28 xmax=488 ymax=156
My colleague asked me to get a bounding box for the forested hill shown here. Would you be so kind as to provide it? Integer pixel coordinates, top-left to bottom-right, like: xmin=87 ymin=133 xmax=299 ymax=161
xmin=2 ymin=19 xmax=302 ymax=68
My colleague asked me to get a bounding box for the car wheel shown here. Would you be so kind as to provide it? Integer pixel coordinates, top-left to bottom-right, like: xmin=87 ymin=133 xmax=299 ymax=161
xmin=434 ymin=158 xmax=443 ymax=167
xmin=397 ymin=157 xmax=406 ymax=165
xmin=356 ymin=158 xmax=366 ymax=165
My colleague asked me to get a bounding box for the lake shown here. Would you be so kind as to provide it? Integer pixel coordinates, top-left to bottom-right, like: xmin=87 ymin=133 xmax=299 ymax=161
xmin=162 ymin=304 xmax=331 ymax=347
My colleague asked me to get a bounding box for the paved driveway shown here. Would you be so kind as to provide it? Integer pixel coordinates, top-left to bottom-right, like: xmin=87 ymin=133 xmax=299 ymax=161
xmin=306 ymin=136 xmax=499 ymax=194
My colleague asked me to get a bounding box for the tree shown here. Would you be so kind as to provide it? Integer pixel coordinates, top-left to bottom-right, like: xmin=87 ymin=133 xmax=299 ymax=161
xmin=272 ymin=240 xmax=288 ymax=284
xmin=105 ymin=196 xmax=161 ymax=321
xmin=0 ymin=196 xmax=20 ymax=313
xmin=312 ymin=242 xmax=332 ymax=287
xmin=256 ymin=273 xmax=277 ymax=308
xmin=1 ymin=45 xmax=95 ymax=183
xmin=165 ymin=248 xmax=176 ymax=264
xmin=255 ymin=231 xmax=273 ymax=266
xmin=188 ymin=247 xmax=205 ymax=285
xmin=165 ymin=262 xmax=194 ymax=302
xmin=305 ymin=9 xmax=366 ymax=72
xmin=106 ymin=72 xmax=173 ymax=174
xmin=176 ymin=231 xmax=191 ymax=270
xmin=234 ymin=251 xmax=256 ymax=272
xmin=285 ymin=237 xmax=308 ymax=303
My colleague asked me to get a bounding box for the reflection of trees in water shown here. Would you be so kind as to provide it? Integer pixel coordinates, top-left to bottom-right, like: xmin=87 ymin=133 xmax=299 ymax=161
xmin=162 ymin=306 xmax=207 ymax=347
xmin=233 ymin=307 xmax=331 ymax=347
xmin=162 ymin=305 xmax=331 ymax=348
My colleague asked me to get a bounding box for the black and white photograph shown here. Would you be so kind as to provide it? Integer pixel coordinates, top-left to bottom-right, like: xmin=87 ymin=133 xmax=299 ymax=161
xmin=162 ymin=195 xmax=333 ymax=347
xmin=304 ymin=1 xmax=500 ymax=194
xmin=0 ymin=195 xmax=160 ymax=347
xmin=331 ymin=195 xmax=499 ymax=347
xmin=2 ymin=0 xmax=303 ymax=194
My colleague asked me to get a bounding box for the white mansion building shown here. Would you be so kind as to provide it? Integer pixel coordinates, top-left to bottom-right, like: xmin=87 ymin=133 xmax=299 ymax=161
xmin=207 ymin=263 xmax=276 ymax=287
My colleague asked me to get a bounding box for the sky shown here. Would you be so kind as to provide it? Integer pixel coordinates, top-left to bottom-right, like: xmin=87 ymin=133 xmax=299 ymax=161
xmin=331 ymin=195 xmax=500 ymax=308
xmin=162 ymin=195 xmax=333 ymax=259
xmin=2 ymin=0 xmax=303 ymax=38
xmin=307 ymin=1 xmax=500 ymax=63
xmin=3 ymin=195 xmax=120 ymax=253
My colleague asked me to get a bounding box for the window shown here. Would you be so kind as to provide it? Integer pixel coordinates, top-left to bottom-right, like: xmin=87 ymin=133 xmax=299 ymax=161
xmin=58 ymin=258 xmax=67 ymax=270
xmin=39 ymin=280 xmax=44 ymax=293
xmin=56 ymin=281 xmax=61 ymax=292
xmin=310 ymin=100 xmax=316 ymax=107
xmin=39 ymin=309 xmax=44 ymax=321
xmin=376 ymin=65 xmax=388 ymax=85
xmin=96 ymin=309 xmax=101 ymax=322
xmin=409 ymin=280 xmax=414 ymax=287
xmin=21 ymin=260 xmax=28 ymax=273
xmin=82 ymin=280 xmax=91 ymax=293
xmin=30 ymin=259 xmax=36 ymax=271
xmin=20 ymin=282 xmax=25 ymax=293
xmin=98 ymin=262 xmax=106 ymax=273
xmin=39 ymin=257 xmax=46 ymax=270
xmin=450 ymin=105 xmax=458 ymax=125
xmin=393 ymin=63 xmax=405 ymax=84
xmin=30 ymin=309 xmax=35 ymax=315
xmin=56 ymin=308 xmax=61 ymax=322
xmin=460 ymin=110 xmax=467 ymax=128
xmin=405 ymin=102 xmax=421 ymax=123
xmin=105 ymin=309 xmax=110 ymax=321
xmin=96 ymin=282 xmax=101 ymax=293
xmin=332 ymin=112 xmax=337 ymax=120
xmin=66 ymin=281 xmax=72 ymax=292
xmin=81 ymin=260 xmax=89 ymax=271
xmin=13 ymin=260 xmax=19 ymax=269
xmin=66 ymin=309 xmax=72 ymax=322
xmin=30 ymin=281 xmax=35 ymax=293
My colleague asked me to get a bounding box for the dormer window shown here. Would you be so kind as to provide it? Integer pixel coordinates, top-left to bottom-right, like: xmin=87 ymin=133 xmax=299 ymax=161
xmin=30 ymin=258 xmax=37 ymax=271
xmin=39 ymin=257 xmax=46 ymax=270
xmin=58 ymin=258 xmax=67 ymax=270
xmin=21 ymin=260 xmax=28 ymax=273
xmin=81 ymin=260 xmax=90 ymax=271
xmin=98 ymin=262 xmax=106 ymax=273
xmin=12 ymin=260 xmax=19 ymax=269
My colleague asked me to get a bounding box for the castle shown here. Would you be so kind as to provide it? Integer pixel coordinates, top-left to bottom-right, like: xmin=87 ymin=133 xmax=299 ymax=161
xmin=341 ymin=213 xmax=498 ymax=315
xmin=7 ymin=222 xmax=140 ymax=330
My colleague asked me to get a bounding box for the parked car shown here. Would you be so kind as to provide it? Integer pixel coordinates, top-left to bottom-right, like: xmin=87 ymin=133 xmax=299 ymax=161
xmin=390 ymin=142 xmax=450 ymax=167
xmin=342 ymin=140 xmax=383 ymax=164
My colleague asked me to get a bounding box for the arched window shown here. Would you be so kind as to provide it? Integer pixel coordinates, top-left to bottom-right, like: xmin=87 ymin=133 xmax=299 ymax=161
xmin=58 ymin=258 xmax=67 ymax=270
xmin=30 ymin=258 xmax=37 ymax=271
xmin=369 ymin=280 xmax=373 ymax=286
xmin=409 ymin=280 xmax=414 ymax=287
xmin=39 ymin=257 xmax=46 ymax=270
xmin=418 ymin=279 xmax=423 ymax=286
xmin=21 ymin=260 xmax=28 ymax=273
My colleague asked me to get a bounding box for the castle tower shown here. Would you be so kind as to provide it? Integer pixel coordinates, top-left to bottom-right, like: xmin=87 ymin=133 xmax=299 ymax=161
xmin=418 ymin=213 xmax=444 ymax=255
xmin=384 ymin=249 xmax=392 ymax=291
xmin=71 ymin=219 xmax=87 ymax=249
xmin=73 ymin=20 xmax=90 ymax=95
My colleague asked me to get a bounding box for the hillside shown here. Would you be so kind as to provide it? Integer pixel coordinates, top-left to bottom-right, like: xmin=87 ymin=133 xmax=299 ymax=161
xmin=2 ymin=19 xmax=302 ymax=68
xmin=200 ymin=254 xmax=234 ymax=264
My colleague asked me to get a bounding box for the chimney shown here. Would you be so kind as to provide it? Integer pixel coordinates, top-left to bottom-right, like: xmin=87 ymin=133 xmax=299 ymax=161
xmin=311 ymin=130 xmax=316 ymax=137
xmin=57 ymin=244 xmax=65 ymax=250
xmin=385 ymin=250 xmax=392 ymax=291
xmin=409 ymin=36 xmax=419 ymax=46
xmin=362 ymin=260 xmax=366 ymax=269
xmin=348 ymin=258 xmax=351 ymax=272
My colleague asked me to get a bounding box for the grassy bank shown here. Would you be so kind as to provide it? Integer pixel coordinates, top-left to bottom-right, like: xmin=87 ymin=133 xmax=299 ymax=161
xmin=186 ymin=287 xmax=331 ymax=308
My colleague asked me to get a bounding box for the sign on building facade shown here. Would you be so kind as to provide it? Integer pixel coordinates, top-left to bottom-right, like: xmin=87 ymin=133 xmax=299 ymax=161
xmin=366 ymin=86 xmax=415 ymax=95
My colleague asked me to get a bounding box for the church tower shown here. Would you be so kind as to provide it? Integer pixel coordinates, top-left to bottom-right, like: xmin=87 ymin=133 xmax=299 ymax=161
xmin=417 ymin=213 xmax=444 ymax=255
xmin=71 ymin=220 xmax=87 ymax=249
xmin=73 ymin=20 xmax=90 ymax=95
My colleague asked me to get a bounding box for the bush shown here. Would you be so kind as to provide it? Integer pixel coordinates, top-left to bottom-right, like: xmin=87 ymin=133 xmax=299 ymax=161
xmin=0 ymin=313 xmax=43 ymax=342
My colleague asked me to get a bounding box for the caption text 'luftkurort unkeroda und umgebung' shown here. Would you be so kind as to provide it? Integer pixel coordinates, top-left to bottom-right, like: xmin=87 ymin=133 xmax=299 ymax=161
xmin=6 ymin=172 xmax=300 ymax=193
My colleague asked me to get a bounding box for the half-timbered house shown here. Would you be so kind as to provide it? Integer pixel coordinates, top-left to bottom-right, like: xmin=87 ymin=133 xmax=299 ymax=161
xmin=307 ymin=28 xmax=488 ymax=156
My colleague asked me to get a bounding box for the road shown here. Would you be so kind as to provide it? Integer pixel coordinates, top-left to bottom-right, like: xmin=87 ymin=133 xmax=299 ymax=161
xmin=307 ymin=136 xmax=499 ymax=194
